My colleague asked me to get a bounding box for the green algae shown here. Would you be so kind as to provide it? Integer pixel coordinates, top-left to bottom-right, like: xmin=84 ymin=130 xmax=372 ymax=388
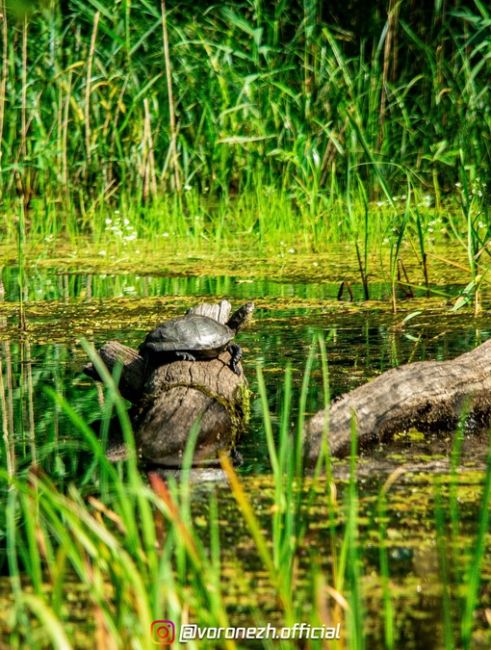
xmin=197 ymin=467 xmax=491 ymax=646
xmin=0 ymin=239 xmax=488 ymax=290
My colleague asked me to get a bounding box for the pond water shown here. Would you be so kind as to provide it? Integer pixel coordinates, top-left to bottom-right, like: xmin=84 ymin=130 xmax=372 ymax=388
xmin=1 ymin=258 xmax=490 ymax=648
xmin=2 ymin=266 xmax=490 ymax=470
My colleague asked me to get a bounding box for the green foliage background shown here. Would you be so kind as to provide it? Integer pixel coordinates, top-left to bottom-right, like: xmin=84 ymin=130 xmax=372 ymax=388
xmin=1 ymin=0 xmax=490 ymax=214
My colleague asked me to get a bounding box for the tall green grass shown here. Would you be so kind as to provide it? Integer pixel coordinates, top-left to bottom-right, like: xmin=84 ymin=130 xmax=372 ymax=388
xmin=1 ymin=1 xmax=489 ymax=316
xmin=0 ymin=1 xmax=489 ymax=244
xmin=1 ymin=339 xmax=491 ymax=647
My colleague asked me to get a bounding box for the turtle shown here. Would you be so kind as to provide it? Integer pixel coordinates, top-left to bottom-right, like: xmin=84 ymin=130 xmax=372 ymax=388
xmin=139 ymin=302 xmax=254 ymax=375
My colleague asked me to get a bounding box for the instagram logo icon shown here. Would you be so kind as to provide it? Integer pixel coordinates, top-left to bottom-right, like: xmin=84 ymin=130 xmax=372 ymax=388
xmin=150 ymin=620 xmax=175 ymax=645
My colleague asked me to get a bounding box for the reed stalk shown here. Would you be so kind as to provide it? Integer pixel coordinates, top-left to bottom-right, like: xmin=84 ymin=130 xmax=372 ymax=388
xmin=160 ymin=0 xmax=180 ymax=192
xmin=0 ymin=0 xmax=8 ymax=179
xmin=84 ymin=10 xmax=100 ymax=171
xmin=0 ymin=355 xmax=15 ymax=477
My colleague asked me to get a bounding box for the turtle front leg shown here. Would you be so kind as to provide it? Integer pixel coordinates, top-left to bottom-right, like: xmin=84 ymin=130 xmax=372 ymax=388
xmin=227 ymin=343 xmax=242 ymax=375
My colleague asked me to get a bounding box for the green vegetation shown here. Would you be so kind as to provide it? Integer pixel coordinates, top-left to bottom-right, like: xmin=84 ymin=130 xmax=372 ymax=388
xmin=2 ymin=0 xmax=490 ymax=310
xmin=1 ymin=1 xmax=491 ymax=647
xmin=1 ymin=1 xmax=490 ymax=245
xmin=0 ymin=0 xmax=489 ymax=314
xmin=1 ymin=341 xmax=491 ymax=648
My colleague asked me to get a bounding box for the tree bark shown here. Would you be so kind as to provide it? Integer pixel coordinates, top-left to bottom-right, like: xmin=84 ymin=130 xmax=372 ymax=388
xmin=84 ymin=342 xmax=249 ymax=466
xmin=305 ymin=339 xmax=491 ymax=465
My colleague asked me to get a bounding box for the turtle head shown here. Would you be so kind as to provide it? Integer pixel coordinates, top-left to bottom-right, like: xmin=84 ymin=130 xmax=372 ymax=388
xmin=227 ymin=302 xmax=254 ymax=332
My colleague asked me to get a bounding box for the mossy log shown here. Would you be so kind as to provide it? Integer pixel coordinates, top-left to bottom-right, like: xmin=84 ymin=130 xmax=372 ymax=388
xmin=305 ymin=339 xmax=491 ymax=465
xmin=84 ymin=342 xmax=249 ymax=467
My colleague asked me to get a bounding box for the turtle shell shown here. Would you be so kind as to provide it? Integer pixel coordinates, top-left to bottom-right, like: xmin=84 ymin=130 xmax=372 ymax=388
xmin=140 ymin=314 xmax=234 ymax=358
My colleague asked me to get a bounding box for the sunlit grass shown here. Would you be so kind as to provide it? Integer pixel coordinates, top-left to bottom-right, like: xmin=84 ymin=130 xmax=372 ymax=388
xmin=2 ymin=0 xmax=490 ymax=309
xmin=1 ymin=1 xmax=489 ymax=250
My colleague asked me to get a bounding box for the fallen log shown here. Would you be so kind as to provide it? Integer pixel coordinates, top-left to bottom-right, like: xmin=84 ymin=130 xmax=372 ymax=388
xmin=305 ymin=339 xmax=491 ymax=465
xmin=84 ymin=342 xmax=145 ymax=403
xmin=84 ymin=301 xmax=251 ymax=466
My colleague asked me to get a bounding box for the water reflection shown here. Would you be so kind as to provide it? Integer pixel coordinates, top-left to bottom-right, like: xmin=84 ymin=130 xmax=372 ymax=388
xmin=1 ymin=266 xmax=480 ymax=304
xmin=1 ymin=297 xmax=489 ymax=477
xmin=1 ymin=264 xmax=490 ymax=476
